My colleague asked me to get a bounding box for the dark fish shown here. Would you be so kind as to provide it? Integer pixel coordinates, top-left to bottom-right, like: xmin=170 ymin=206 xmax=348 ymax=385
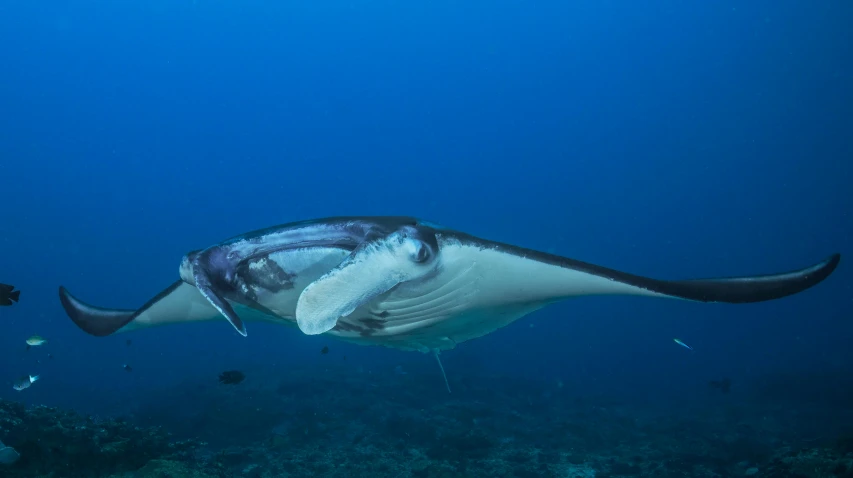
xmin=709 ymin=378 xmax=731 ymax=394
xmin=126 ymin=339 xmax=132 ymax=346
xmin=218 ymin=370 xmax=245 ymax=385
xmin=320 ymin=346 xmax=329 ymax=355
xmin=123 ymin=364 xmax=132 ymax=372
xmin=0 ymin=284 xmax=20 ymax=306
xmin=47 ymin=353 xmax=53 ymax=360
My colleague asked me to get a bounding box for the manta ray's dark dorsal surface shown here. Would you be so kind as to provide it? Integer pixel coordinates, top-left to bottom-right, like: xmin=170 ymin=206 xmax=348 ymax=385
xmin=58 ymin=216 xmax=840 ymax=353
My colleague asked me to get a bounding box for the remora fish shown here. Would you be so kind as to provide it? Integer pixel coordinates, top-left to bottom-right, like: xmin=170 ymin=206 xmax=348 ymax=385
xmin=57 ymin=216 xmax=840 ymax=354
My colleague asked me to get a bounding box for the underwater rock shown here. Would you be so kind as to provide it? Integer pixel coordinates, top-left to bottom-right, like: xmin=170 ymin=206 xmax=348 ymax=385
xmin=0 ymin=398 xmax=210 ymax=477
xmin=128 ymin=459 xmax=221 ymax=478
xmin=0 ymin=439 xmax=20 ymax=465
xmin=763 ymin=447 xmax=853 ymax=477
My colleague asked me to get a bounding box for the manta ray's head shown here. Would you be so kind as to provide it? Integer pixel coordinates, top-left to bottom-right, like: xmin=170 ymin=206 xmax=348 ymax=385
xmin=179 ymin=249 xmax=203 ymax=285
xmin=178 ymin=245 xmax=250 ymax=336
xmin=179 ymin=251 xmax=197 ymax=285
xmin=179 ymin=247 xmax=240 ymax=285
xmin=293 ymin=222 xmax=443 ymax=335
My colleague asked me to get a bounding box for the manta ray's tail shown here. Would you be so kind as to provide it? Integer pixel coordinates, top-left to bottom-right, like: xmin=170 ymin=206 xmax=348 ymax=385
xmin=433 ymin=350 xmax=451 ymax=394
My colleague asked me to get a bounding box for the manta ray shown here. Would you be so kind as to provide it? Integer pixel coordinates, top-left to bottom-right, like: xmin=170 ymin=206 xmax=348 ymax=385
xmin=60 ymin=216 xmax=839 ymax=356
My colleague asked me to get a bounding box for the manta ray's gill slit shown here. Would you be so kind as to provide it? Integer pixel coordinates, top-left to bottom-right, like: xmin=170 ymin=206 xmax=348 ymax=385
xmin=329 ymin=320 xmax=366 ymax=336
xmin=332 ymin=304 xmax=461 ymax=337
xmin=370 ymin=301 xmax=469 ymax=332
xmin=373 ymin=302 xmax=477 ymax=335
xmin=378 ymin=289 xmax=477 ymax=324
xmin=378 ymin=307 xmax=459 ymax=329
xmin=376 ymin=290 xmax=466 ymax=321
xmin=377 ymin=263 xmax=478 ymax=317
xmin=357 ymin=317 xmax=384 ymax=331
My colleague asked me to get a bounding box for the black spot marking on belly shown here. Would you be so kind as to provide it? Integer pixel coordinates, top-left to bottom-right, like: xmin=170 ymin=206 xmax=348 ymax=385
xmin=357 ymin=318 xmax=385 ymax=337
xmin=377 ymin=310 xmax=390 ymax=318
xmin=333 ymin=317 xmax=385 ymax=337
xmin=332 ymin=321 xmax=366 ymax=334
xmin=360 ymin=318 xmax=384 ymax=331
xmin=237 ymin=256 xmax=296 ymax=292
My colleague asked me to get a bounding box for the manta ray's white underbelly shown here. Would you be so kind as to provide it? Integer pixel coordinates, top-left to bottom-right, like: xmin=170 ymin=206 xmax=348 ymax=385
xmin=239 ymin=240 xmax=663 ymax=352
xmin=326 ymin=240 xmax=666 ymax=352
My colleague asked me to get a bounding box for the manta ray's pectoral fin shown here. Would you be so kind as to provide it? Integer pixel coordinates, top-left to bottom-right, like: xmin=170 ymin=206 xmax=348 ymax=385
xmin=59 ymin=286 xmax=135 ymax=337
xmin=59 ymin=281 xmax=222 ymax=337
xmin=295 ymin=229 xmax=438 ymax=335
xmin=192 ymin=264 xmax=247 ymax=337
xmin=630 ymin=253 xmax=841 ymax=303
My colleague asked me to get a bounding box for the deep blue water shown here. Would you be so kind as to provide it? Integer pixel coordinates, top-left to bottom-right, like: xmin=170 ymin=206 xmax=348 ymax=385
xmin=0 ymin=0 xmax=850 ymax=460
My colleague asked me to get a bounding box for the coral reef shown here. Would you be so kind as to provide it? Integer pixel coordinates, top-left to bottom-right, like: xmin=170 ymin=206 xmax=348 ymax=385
xmin=2 ymin=365 xmax=853 ymax=477
xmin=0 ymin=399 xmax=220 ymax=477
xmin=762 ymin=447 xmax=853 ymax=478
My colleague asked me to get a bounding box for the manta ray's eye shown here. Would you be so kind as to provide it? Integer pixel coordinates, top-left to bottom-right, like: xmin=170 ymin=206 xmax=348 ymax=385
xmin=411 ymin=240 xmax=432 ymax=263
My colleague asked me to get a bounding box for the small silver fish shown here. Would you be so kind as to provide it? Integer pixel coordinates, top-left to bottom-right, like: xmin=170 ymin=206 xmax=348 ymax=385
xmin=26 ymin=335 xmax=47 ymax=347
xmin=673 ymin=338 xmax=694 ymax=351
xmin=12 ymin=375 xmax=39 ymax=391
